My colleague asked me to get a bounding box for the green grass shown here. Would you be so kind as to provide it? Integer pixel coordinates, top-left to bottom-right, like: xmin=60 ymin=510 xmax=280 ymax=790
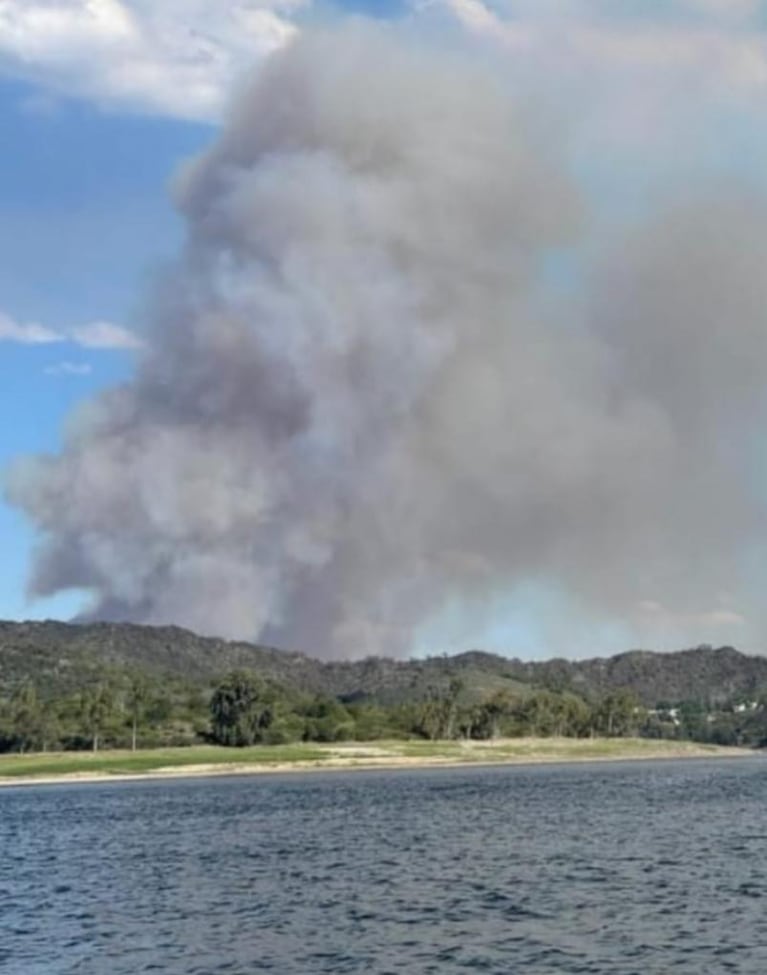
xmin=0 ymin=737 xmax=743 ymax=781
xmin=0 ymin=744 xmax=329 ymax=779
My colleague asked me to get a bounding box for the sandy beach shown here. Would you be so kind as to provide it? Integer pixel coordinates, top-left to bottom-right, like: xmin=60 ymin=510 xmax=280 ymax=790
xmin=0 ymin=738 xmax=758 ymax=788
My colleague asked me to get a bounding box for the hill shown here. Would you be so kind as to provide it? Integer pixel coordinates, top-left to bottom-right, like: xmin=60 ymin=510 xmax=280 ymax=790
xmin=1 ymin=620 xmax=766 ymax=708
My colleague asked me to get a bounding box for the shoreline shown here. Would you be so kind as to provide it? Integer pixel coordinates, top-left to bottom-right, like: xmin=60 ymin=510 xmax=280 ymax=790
xmin=0 ymin=739 xmax=758 ymax=789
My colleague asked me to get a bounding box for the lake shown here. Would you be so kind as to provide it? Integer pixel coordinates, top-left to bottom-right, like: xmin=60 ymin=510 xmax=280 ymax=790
xmin=2 ymin=757 xmax=766 ymax=973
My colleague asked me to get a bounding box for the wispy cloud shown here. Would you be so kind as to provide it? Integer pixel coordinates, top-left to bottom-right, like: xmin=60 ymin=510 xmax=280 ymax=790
xmin=71 ymin=320 xmax=143 ymax=350
xmin=0 ymin=311 xmax=61 ymax=344
xmin=0 ymin=0 xmax=306 ymax=122
xmin=0 ymin=311 xmax=142 ymax=350
xmin=44 ymin=361 xmax=93 ymax=377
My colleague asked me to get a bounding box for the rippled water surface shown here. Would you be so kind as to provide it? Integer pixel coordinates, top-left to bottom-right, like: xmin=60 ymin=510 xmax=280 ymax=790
xmin=3 ymin=758 xmax=767 ymax=973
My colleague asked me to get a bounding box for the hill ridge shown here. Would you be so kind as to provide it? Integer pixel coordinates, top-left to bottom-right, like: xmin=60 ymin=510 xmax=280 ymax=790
xmin=1 ymin=619 xmax=766 ymax=707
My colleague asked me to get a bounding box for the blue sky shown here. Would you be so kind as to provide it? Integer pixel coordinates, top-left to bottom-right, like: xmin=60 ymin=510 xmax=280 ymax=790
xmin=0 ymin=0 xmax=396 ymax=623
xmin=3 ymin=0 xmax=767 ymax=656
xmin=0 ymin=80 xmax=215 ymax=620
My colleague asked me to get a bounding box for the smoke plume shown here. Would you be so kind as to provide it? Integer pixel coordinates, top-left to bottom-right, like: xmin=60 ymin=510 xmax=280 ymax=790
xmin=8 ymin=23 xmax=767 ymax=657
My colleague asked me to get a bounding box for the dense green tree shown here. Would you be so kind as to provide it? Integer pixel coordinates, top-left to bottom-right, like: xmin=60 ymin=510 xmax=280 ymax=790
xmin=11 ymin=683 xmax=40 ymax=752
xmin=301 ymin=696 xmax=354 ymax=742
xmin=125 ymin=672 xmax=151 ymax=752
xmin=556 ymin=693 xmax=593 ymax=737
xmin=79 ymin=683 xmax=116 ymax=752
xmin=4 ymin=643 xmax=764 ymax=755
xmin=210 ymin=671 xmax=280 ymax=746
xmin=347 ymin=703 xmax=401 ymax=740
xmin=592 ymin=690 xmax=641 ymax=737
xmin=459 ymin=691 xmax=516 ymax=739
xmin=518 ymin=691 xmax=560 ymax=737
xmin=410 ymin=679 xmax=464 ymax=740
xmin=676 ymin=700 xmax=709 ymax=741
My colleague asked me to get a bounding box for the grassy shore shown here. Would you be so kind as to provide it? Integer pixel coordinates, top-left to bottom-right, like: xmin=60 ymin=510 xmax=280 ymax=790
xmin=0 ymin=737 xmax=756 ymax=786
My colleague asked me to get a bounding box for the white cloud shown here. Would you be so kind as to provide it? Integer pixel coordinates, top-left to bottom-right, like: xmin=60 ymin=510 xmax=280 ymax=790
xmin=4 ymin=0 xmax=766 ymax=126
xmin=0 ymin=311 xmax=142 ymax=350
xmin=0 ymin=0 xmax=305 ymax=121
xmin=71 ymin=320 xmax=143 ymax=350
xmin=0 ymin=311 xmax=62 ymax=344
xmin=44 ymin=361 xmax=93 ymax=376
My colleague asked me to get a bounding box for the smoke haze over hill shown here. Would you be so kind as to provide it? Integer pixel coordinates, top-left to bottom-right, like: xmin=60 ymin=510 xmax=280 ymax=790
xmin=7 ymin=19 xmax=767 ymax=658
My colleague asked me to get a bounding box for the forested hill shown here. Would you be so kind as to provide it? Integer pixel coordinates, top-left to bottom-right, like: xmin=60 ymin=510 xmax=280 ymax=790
xmin=1 ymin=620 xmax=766 ymax=708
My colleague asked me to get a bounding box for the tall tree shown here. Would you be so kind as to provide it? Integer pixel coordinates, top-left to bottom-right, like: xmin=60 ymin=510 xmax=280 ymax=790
xmin=80 ymin=684 xmax=115 ymax=752
xmin=593 ymin=689 xmax=641 ymax=737
xmin=126 ymin=673 xmax=151 ymax=752
xmin=210 ymin=671 xmax=278 ymax=746
xmin=11 ymin=682 xmax=42 ymax=753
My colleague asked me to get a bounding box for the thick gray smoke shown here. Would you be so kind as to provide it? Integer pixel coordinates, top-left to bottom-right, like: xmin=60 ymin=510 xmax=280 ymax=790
xmin=7 ymin=24 xmax=767 ymax=657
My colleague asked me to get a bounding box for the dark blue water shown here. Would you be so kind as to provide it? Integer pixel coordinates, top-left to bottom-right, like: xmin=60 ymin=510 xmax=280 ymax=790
xmin=2 ymin=758 xmax=767 ymax=974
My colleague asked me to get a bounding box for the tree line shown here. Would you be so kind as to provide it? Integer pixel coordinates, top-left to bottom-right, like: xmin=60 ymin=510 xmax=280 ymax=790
xmin=1 ymin=665 xmax=764 ymax=753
